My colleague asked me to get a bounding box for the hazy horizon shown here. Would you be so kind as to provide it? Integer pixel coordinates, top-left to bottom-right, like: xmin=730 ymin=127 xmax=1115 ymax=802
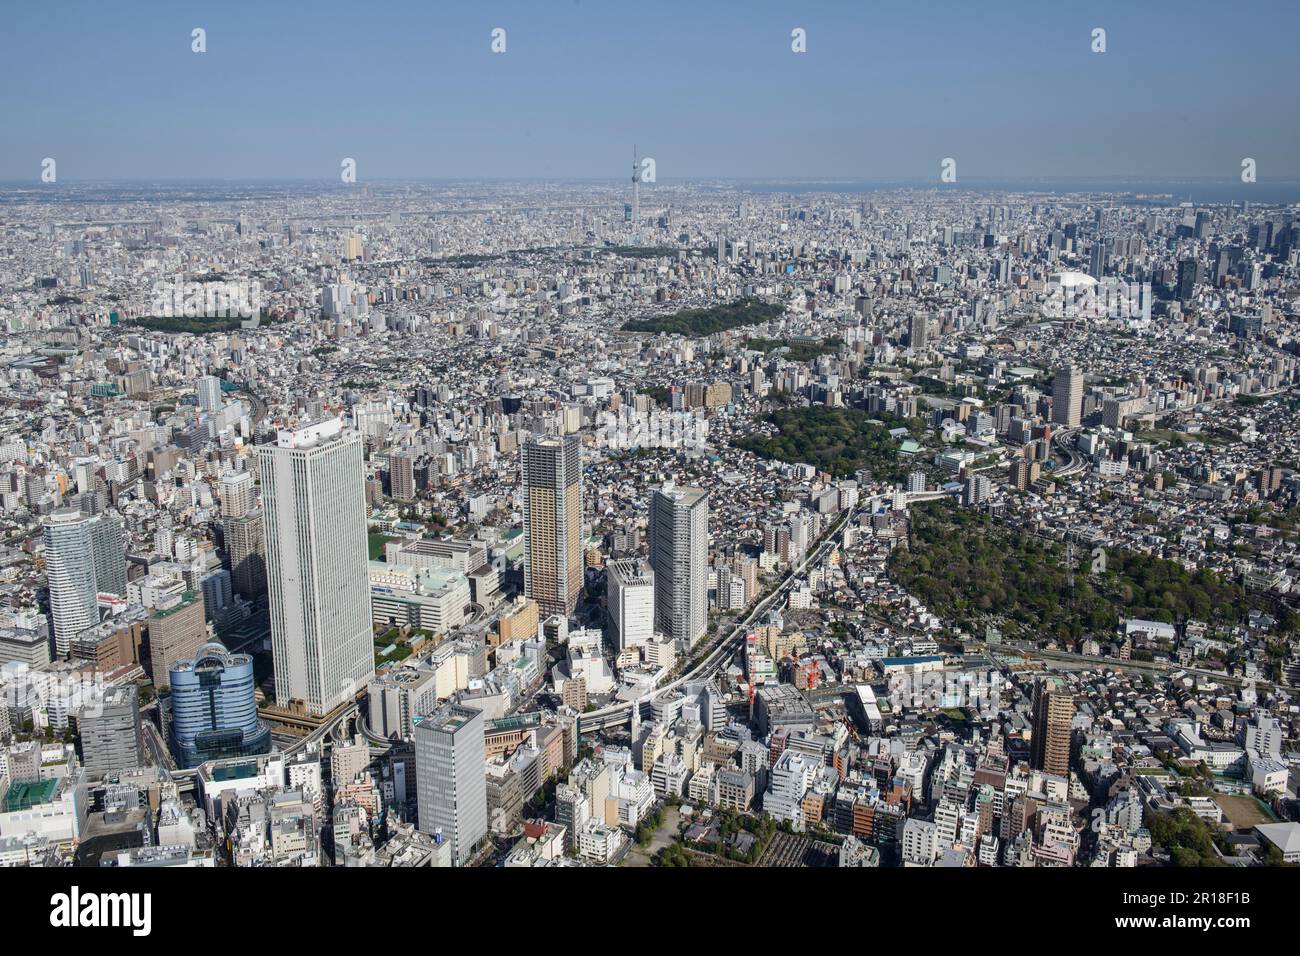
xmin=3 ymin=0 xmax=1299 ymax=183
xmin=5 ymin=175 xmax=1299 ymax=206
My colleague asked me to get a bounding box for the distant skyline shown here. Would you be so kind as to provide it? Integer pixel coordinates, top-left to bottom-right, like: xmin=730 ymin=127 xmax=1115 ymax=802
xmin=3 ymin=0 xmax=1298 ymax=183
xmin=6 ymin=177 xmax=1299 ymax=206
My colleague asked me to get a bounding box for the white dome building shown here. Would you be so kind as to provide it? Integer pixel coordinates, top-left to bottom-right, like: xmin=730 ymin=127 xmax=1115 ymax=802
xmin=1047 ymin=270 xmax=1098 ymax=290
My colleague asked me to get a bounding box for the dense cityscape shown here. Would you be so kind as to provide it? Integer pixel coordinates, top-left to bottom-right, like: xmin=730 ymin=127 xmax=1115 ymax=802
xmin=1 ymin=15 xmax=1298 ymax=926
xmin=0 ymin=175 xmax=1297 ymax=875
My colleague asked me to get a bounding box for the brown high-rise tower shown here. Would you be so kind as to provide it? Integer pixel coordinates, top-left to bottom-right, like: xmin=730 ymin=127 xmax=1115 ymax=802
xmin=1029 ymin=677 xmax=1074 ymax=777
xmin=227 ymin=511 xmax=267 ymax=598
xmin=522 ymin=434 xmax=583 ymax=618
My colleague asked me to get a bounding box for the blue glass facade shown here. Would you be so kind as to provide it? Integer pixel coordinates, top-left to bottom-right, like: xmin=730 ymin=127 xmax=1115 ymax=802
xmin=169 ymin=642 xmax=271 ymax=768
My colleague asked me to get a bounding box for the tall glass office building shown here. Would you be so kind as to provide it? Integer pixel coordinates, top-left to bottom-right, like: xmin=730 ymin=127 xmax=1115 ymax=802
xmin=415 ymin=704 xmax=487 ymax=867
xmin=168 ymin=642 xmax=271 ymax=769
xmin=256 ymin=419 xmax=374 ymax=716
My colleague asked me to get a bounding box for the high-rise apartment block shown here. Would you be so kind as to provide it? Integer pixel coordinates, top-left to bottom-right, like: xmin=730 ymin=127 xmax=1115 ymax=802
xmin=1029 ymin=677 xmax=1074 ymax=777
xmin=220 ymin=470 xmax=254 ymax=518
xmin=908 ymin=312 xmax=929 ymax=351
xmin=1051 ymin=366 xmax=1083 ymax=428
xmin=389 ymin=452 xmax=416 ymax=501
xmin=226 ymin=512 xmax=267 ymax=598
xmin=42 ymin=507 xmax=127 ymax=657
xmin=1010 ymin=457 xmax=1041 ymax=491
xmin=197 ymin=374 xmax=224 ymax=413
xmin=522 ymin=434 xmax=583 ymax=618
xmin=649 ymin=484 xmax=708 ymax=649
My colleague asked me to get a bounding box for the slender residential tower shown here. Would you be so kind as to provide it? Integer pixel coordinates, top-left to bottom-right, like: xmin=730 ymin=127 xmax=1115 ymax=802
xmin=1029 ymin=677 xmax=1074 ymax=777
xmin=256 ymin=419 xmax=374 ymax=716
xmin=41 ymin=507 xmax=127 ymax=657
xmin=1051 ymin=365 xmax=1083 ymax=428
xmin=522 ymin=434 xmax=583 ymax=618
xmin=222 ymin=469 xmax=267 ymax=598
xmin=649 ymin=484 xmax=709 ymax=649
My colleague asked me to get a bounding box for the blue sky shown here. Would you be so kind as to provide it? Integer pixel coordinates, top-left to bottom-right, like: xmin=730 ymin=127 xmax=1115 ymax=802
xmin=2 ymin=0 xmax=1297 ymax=182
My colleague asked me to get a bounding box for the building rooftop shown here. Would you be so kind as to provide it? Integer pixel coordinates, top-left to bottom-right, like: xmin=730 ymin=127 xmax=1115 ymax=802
xmin=152 ymin=590 xmax=199 ymax=618
xmin=2 ymin=777 xmax=59 ymax=812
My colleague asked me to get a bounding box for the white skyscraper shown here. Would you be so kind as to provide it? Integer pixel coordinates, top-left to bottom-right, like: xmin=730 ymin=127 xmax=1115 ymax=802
xmin=197 ymin=374 xmax=224 ymax=413
xmin=649 ymin=484 xmax=709 ymax=649
xmin=42 ymin=508 xmax=127 ymax=657
xmin=1051 ymin=365 xmax=1083 ymax=427
xmin=415 ymin=703 xmax=487 ymax=867
xmin=606 ymin=558 xmax=654 ymax=652
xmin=220 ymin=470 xmax=254 ymax=518
xmin=256 ymin=419 xmax=373 ymax=716
xmin=42 ymin=510 xmax=99 ymax=657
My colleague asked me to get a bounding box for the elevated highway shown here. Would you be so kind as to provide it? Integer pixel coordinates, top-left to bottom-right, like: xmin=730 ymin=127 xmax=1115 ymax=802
xmin=578 ymin=486 xmax=959 ymax=734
